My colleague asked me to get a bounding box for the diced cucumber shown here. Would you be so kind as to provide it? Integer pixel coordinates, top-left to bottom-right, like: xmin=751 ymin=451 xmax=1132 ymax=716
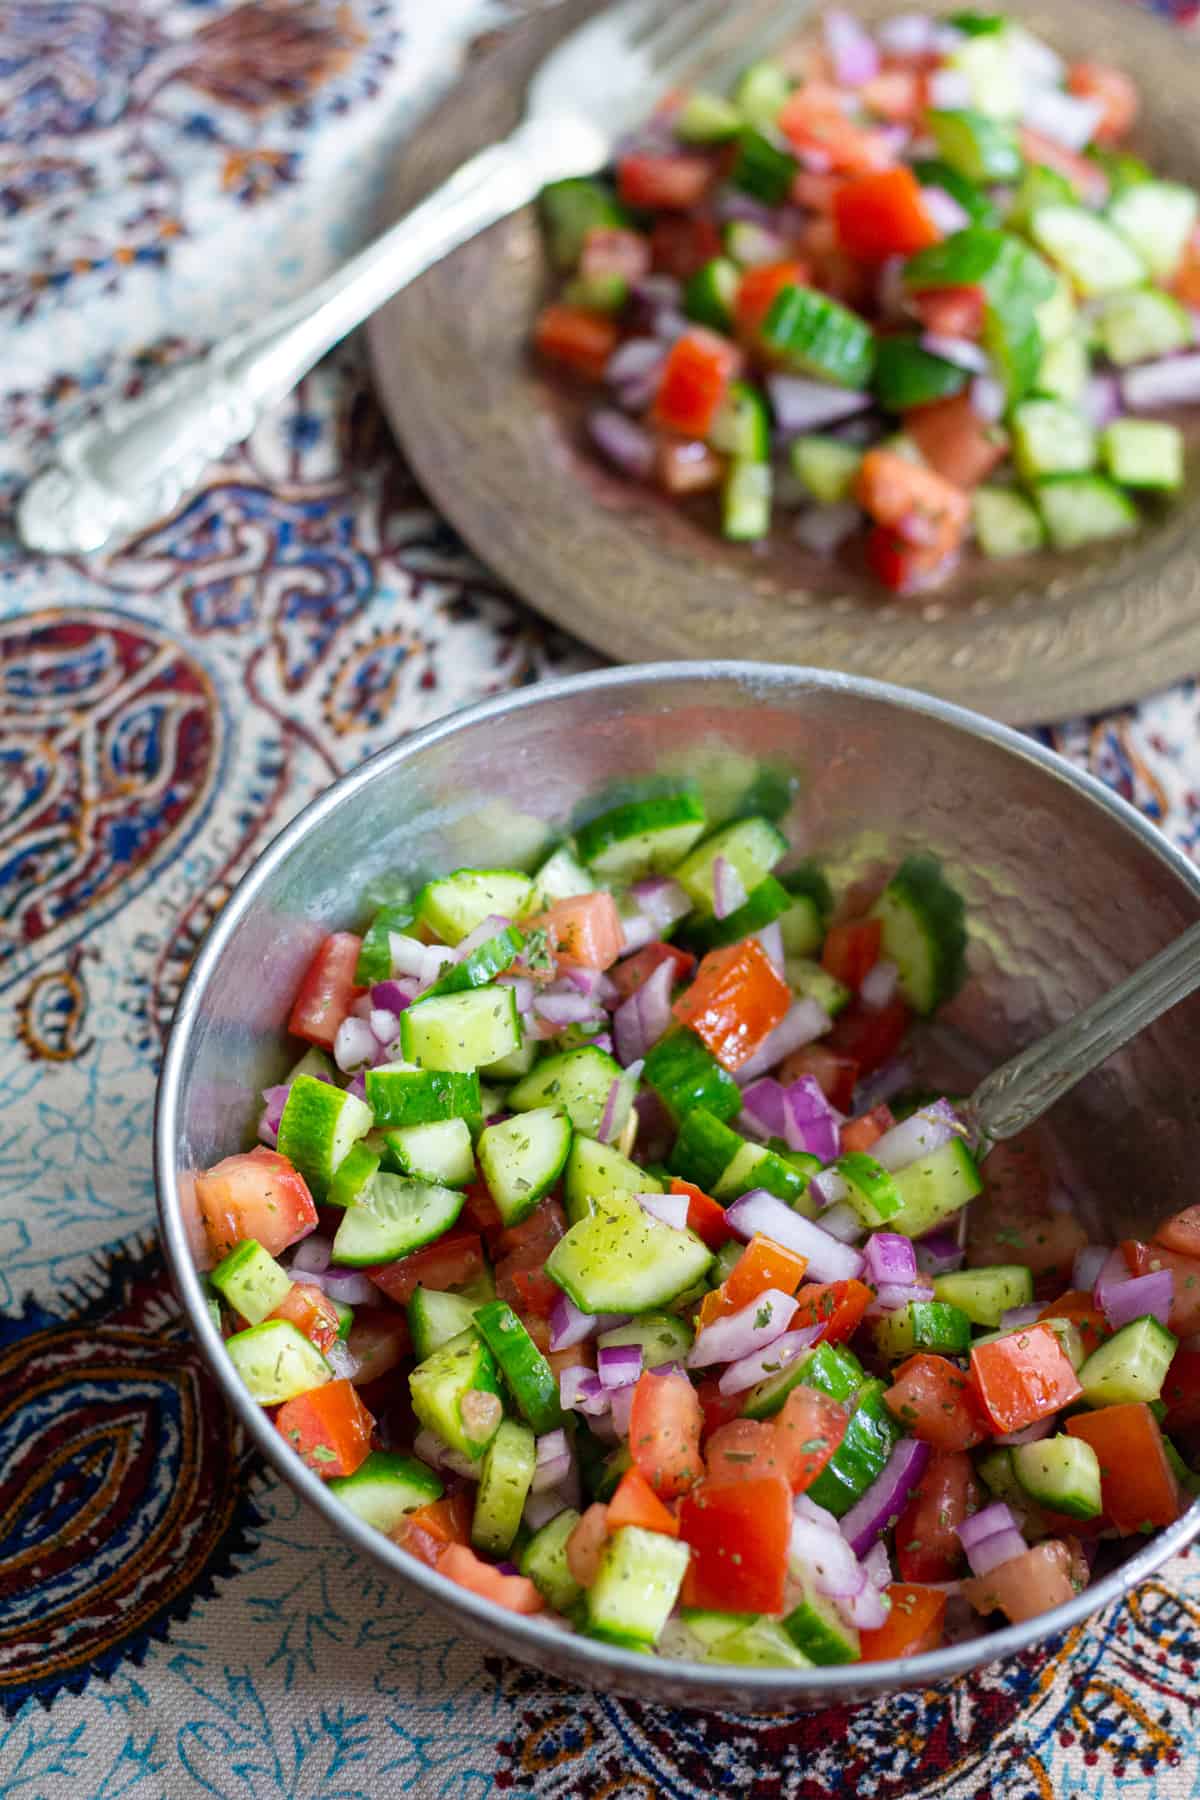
xmin=716 ymin=1137 xmax=813 ymax=1210
xmin=668 ymin=1107 xmax=743 ymax=1194
xmin=932 ymin=1265 xmax=1033 ymax=1327
xmin=407 ymin=1285 xmax=481 ymax=1361
xmin=210 ymin=1239 xmax=293 ymax=1325
xmin=1079 ymin=1314 xmax=1177 ymax=1406
xmin=1030 ymin=205 xmax=1146 ymax=296
xmin=710 ymin=380 xmax=772 ymax=461
xmin=545 ymin=1194 xmax=714 ymax=1314
xmin=837 ymin=1152 xmax=902 ymax=1227
xmin=400 ymin=985 xmax=522 ymax=1074
xmin=365 ymin=1063 xmax=481 ymax=1127
xmin=912 ymin=159 xmax=999 ymax=228
xmin=722 ymin=459 xmax=772 ymax=542
xmin=1035 ymin=333 xmax=1088 ymax=405
xmin=730 ymin=127 xmax=796 ymax=206
xmin=331 ymin=1172 xmax=465 ymax=1266
xmin=1109 ymin=180 xmax=1199 ymax=281
xmin=382 ymin=1117 xmax=475 ymax=1188
xmin=870 ymin=853 xmax=967 ymax=1017
xmin=741 ymin=1338 xmax=864 ymax=1420
xmin=643 ymin=1030 xmax=742 ymax=1124
xmin=540 ymin=178 xmax=628 ymax=271
xmin=675 ymin=90 xmax=742 ymax=143
xmin=972 ymin=485 xmax=1046 ymax=558
xmin=356 ymin=905 xmax=414 ymax=984
xmin=525 ymin=844 xmax=594 ymax=912
xmin=327 ymin=1451 xmax=443 ymax=1533
xmin=586 ymin=1525 xmax=691 ymax=1647
xmin=1010 ymin=162 xmax=1080 ymax=231
xmin=679 ymin=1606 xmax=757 ymax=1648
xmin=874 ymin=336 xmax=968 ymax=413
xmin=424 ymin=924 xmax=524 ymax=997
xmin=875 ymin=1299 xmax=972 ymax=1360
xmin=226 ymin=1319 xmax=330 ymax=1405
xmin=327 ymin=1139 xmax=382 ymax=1210
xmin=927 ymin=110 xmax=1021 ymax=183
xmin=477 ymin=1106 xmax=573 ymax=1228
xmin=673 ymin=815 xmax=789 ymax=915
xmin=576 ymin=791 xmax=707 ymax=881
xmin=708 ymin=1618 xmax=814 ymax=1668
xmin=276 ymin=1076 xmax=374 ymax=1203
xmin=709 ymin=1238 xmax=744 ymax=1289
xmin=1035 ymin=474 xmax=1139 ymax=549
xmin=947 ymin=30 xmax=1021 ymax=118
xmin=520 ymin=1508 xmax=585 ymax=1611
xmin=417 ymin=869 xmax=534 ymax=946
xmin=597 ymin=1311 xmax=694 ymax=1367
xmin=1096 ymin=288 xmax=1191 ymax=368
xmin=1034 ymin=273 xmax=1077 ymax=346
xmin=409 ymin=1326 xmax=502 ymax=1460
xmin=483 ymin=1040 xmax=538 ymax=1082
xmin=563 ymin=271 xmax=628 ymax=313
xmin=1012 ymin=398 xmax=1095 ymax=482
xmin=806 ymin=1379 xmax=900 ymax=1517
xmin=474 ymin=1300 xmax=563 ymax=1432
xmin=791 ymin=435 xmax=863 ymax=505
xmin=732 ymin=59 xmax=792 ymax=130
xmin=472 ymin=1419 xmax=537 ymax=1555
xmin=1013 ymin=1434 xmax=1102 ymax=1519
xmin=685 ymin=256 xmax=740 ymax=332
xmin=888 ymin=1138 xmax=983 ymax=1239
xmin=683 ymin=875 xmax=793 ymax=954
xmin=564 ymin=1134 xmax=660 ymax=1225
xmin=1102 ymin=419 xmax=1185 ymax=492
xmin=761 ymin=286 xmax=876 ymax=389
xmin=509 ymin=1046 xmax=631 ymax=1140
xmin=783 ymin=1584 xmax=861 ymax=1665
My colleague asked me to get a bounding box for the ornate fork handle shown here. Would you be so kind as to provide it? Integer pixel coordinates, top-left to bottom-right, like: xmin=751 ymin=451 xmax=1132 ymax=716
xmin=17 ymin=114 xmax=603 ymax=557
xmin=969 ymin=915 xmax=1200 ymax=1146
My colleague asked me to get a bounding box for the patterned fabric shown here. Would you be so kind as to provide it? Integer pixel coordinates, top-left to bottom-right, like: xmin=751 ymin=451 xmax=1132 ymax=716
xmin=1 ymin=1 xmax=1199 ymax=1794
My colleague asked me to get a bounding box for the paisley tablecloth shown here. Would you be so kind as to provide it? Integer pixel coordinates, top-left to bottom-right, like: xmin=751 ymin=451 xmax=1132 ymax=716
xmin=4 ymin=2 xmax=1200 ymax=1795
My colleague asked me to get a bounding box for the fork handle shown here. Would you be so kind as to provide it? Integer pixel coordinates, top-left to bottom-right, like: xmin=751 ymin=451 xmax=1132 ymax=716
xmin=17 ymin=113 xmax=602 ymax=557
xmin=968 ymin=915 xmax=1200 ymax=1146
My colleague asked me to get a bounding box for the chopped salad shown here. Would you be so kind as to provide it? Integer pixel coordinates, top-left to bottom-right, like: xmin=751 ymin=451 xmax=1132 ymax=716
xmin=195 ymin=786 xmax=1199 ymax=1667
xmin=532 ymin=10 xmax=1200 ymax=592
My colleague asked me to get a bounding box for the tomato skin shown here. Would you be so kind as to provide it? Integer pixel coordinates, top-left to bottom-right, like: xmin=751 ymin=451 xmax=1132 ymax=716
xmin=611 ymin=941 xmax=696 ymax=1000
xmin=275 ymin=1378 xmax=375 ymax=1478
xmin=679 ymin=1475 xmax=792 ymax=1614
xmin=773 ymin=1388 xmax=849 ymax=1493
xmin=617 ymin=151 xmax=713 ymax=210
xmin=856 ymin=447 xmax=970 ymax=554
xmin=567 ymin=1502 xmax=610 ymax=1585
xmin=197 ymin=1146 xmax=318 ymax=1262
xmin=528 ymin=893 xmax=626 ymax=970
xmin=827 ymin=995 xmax=911 ymax=1076
xmin=864 ymin=525 xmax=949 ymax=593
xmin=1067 ymin=62 xmax=1138 ymax=143
xmin=581 ymin=226 xmax=651 ymax=283
xmin=697 ymin=1233 xmax=809 ymax=1330
xmin=911 ymin=285 xmax=985 ymax=340
xmin=268 ymin=1281 xmax=342 ymax=1354
xmin=1162 ymin=1348 xmax=1200 ymax=1433
xmin=969 ymin=1323 xmax=1082 ymax=1435
xmin=694 ymin=1375 xmax=744 ymax=1438
xmin=1122 ymin=1239 xmax=1200 ymax=1336
xmin=460 ymin=1177 xmax=504 ymax=1244
xmin=789 ymin=1278 xmax=873 ymax=1345
xmin=1065 ymin=1402 xmax=1182 ymax=1533
xmin=860 ymin=68 xmax=923 ymax=123
xmin=534 ymin=304 xmax=618 ymax=380
xmin=962 ymin=1540 xmax=1077 ymax=1624
xmin=885 ymin=1353 xmax=989 ymax=1452
xmin=1172 ymin=226 xmax=1200 ymax=308
xmin=628 ymin=1367 xmax=704 ymax=1499
xmin=608 ymin=1466 xmax=680 ymax=1536
xmin=705 ymin=1418 xmax=782 ymax=1486
xmin=1037 ymin=1290 xmax=1108 ymax=1360
xmin=834 ymin=168 xmax=940 ymax=260
xmin=1019 ymin=128 xmax=1109 ymax=206
xmin=778 ymin=1043 xmax=859 ymax=1112
xmin=399 ymin=1492 xmax=472 ymax=1558
xmin=440 ymin=1543 xmax=546 ymax=1612
xmin=735 ymin=260 xmax=811 ymax=339
xmin=821 ymin=918 xmax=882 ymax=988
xmin=652 ymin=329 xmax=741 ymax=438
xmin=650 ymin=213 xmax=723 ymax=277
xmin=670 ymin=1178 xmax=736 ymax=1251
xmin=288 ymin=932 xmax=364 ymax=1049
xmin=366 ymin=1230 xmax=485 ymax=1306
xmin=672 ymin=936 xmax=792 ymax=1071
xmin=859 ymin=1584 xmax=947 ymax=1659
xmin=895 ymin=1448 xmax=980 ymax=1582
xmin=508 ymin=1266 xmax=560 ymax=1321
xmin=904 ymin=393 xmax=1007 ymax=489
xmin=1155 ymin=1204 xmax=1200 ymax=1260
xmin=778 ymin=87 xmax=893 ymax=174
xmin=840 ymin=1103 xmax=896 ymax=1154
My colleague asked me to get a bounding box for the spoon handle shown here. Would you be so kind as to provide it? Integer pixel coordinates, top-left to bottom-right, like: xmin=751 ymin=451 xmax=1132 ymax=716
xmin=968 ymin=915 xmax=1200 ymax=1147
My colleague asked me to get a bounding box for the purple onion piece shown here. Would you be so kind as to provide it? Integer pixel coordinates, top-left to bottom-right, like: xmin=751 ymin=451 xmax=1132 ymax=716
xmin=863 ymin=1231 xmax=918 ymax=1289
xmin=957 ymin=1500 xmax=1020 ymax=1552
xmin=636 ymin=1190 xmax=690 ymax=1232
xmin=687 ymin=1288 xmax=799 ymax=1369
xmin=1103 ymin=1267 xmax=1173 ymax=1332
xmin=1072 ymin=1243 xmax=1110 ymax=1293
xmin=724 ymin=1190 xmax=865 ymax=1282
xmin=597 ymin=1342 xmax=644 ymax=1391
xmin=718 ymin=1326 xmax=821 ymax=1396
xmin=588 ymin=409 xmax=656 ymax=482
xmin=840 ymin=1438 xmax=932 ymax=1557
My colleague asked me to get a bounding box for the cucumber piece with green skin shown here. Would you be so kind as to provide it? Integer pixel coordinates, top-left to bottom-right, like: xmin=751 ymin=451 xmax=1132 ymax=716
xmin=790 ymin=436 xmax=863 ymax=506
xmin=1035 ymin=274 xmax=1078 ymax=346
xmin=973 ymin=486 xmax=1047 ymax=558
xmin=417 ymin=869 xmax=534 ymax=946
xmin=586 ymin=1525 xmax=691 ymax=1647
xmin=782 ymin=1585 xmax=861 ymax=1665
xmin=327 ymin=1139 xmax=382 ymax=1210
xmin=1088 ymin=145 xmax=1152 ymax=196
xmin=331 ymin=1173 xmax=465 ymax=1266
xmin=672 ymin=815 xmax=789 ymax=915
xmin=643 ymin=1030 xmax=742 ymax=1125
xmin=806 ymin=1379 xmax=901 ymax=1517
xmin=1102 ymin=419 xmax=1185 ymax=493
xmin=520 ymin=1508 xmax=585 ymax=1611
xmin=1012 ymin=398 xmax=1096 ymax=482
xmin=716 ymin=1138 xmax=815 ymax=1211
xmin=472 ymin=1419 xmax=537 ymax=1555
xmin=477 ymin=1106 xmax=573 ymax=1228
xmin=887 ymin=1138 xmax=983 ymax=1239
xmin=932 ymin=1265 xmax=1033 ymax=1326
xmin=598 ymin=1312 xmax=694 ymax=1367
xmin=1035 ymin=474 xmax=1138 ymax=550
xmin=400 ymin=984 xmax=522 ymax=1074
xmin=1009 ymin=161 xmax=1079 ymax=230
xmin=1030 ymin=205 xmax=1146 ymax=297
xmin=382 ymin=1117 xmax=476 ymax=1188
xmin=733 ymin=59 xmax=792 ymax=130
xmin=1163 ymin=1435 xmax=1200 ymax=1498
xmin=912 ymin=159 xmax=998 ymax=227
xmin=424 ymin=925 xmax=524 ymax=997
xmin=205 ymin=1292 xmax=223 ymax=1332
xmin=762 ymin=286 xmax=876 ymax=389
xmin=668 ymin=1107 xmax=743 ymax=1194
xmin=741 ymin=1338 xmax=865 ymax=1420
xmin=1034 ymin=333 xmax=1089 ymax=406
xmin=874 ymin=337 xmax=969 ymax=413
xmin=562 ymin=272 xmax=627 ymax=312
xmin=473 ymin=1300 xmax=563 ymax=1432
xmin=226 ymin=1319 xmax=331 ymax=1405
xmin=1108 ymin=179 xmax=1199 ymax=281
xmin=540 ymin=178 xmax=628 ymax=271
xmin=355 ymin=903 xmax=415 ymax=984
xmin=947 ymin=29 xmax=1022 ymax=116
xmin=409 ymin=1326 xmax=503 ymax=1460
xmin=1096 ymin=289 xmax=1191 ymax=368
xmin=904 ymin=228 xmax=1054 ymax=403
xmin=1079 ymin=1314 xmax=1177 ymax=1406
xmin=730 ymin=127 xmax=797 ymax=205
xmin=564 ymin=1134 xmax=661 ymax=1225
xmin=209 ymin=1239 xmax=292 ymax=1325
xmin=722 ymin=460 xmax=772 ymax=542
xmin=709 ymin=1618 xmax=815 ymax=1669
xmin=327 ymin=1452 xmax=443 ymax=1533
xmin=483 ymin=1040 xmax=538 ymax=1082
xmin=710 ymin=380 xmax=772 ymax=461
xmin=675 ymin=90 xmax=742 ymax=143
xmin=927 ymin=110 xmax=1022 ymax=182
xmin=782 ymin=857 xmax=832 ymax=916
xmin=276 ymin=1076 xmax=374 ymax=1203
xmin=546 ymin=1194 xmax=714 ymax=1314
xmin=679 ymin=1607 xmax=757 ymax=1647
xmin=365 ymin=1064 xmax=481 ymax=1127
xmin=686 ymin=257 xmax=740 ymax=332
xmin=836 ymin=1152 xmax=902 ymax=1226
xmin=576 ymin=792 xmax=707 ymax=882
xmin=870 ymin=853 xmax=967 ymax=1016
xmin=709 ymin=1238 xmax=744 ymax=1288
xmin=1013 ymin=1434 xmax=1102 ymax=1519
xmin=509 ymin=1046 xmax=632 ymax=1140
xmin=407 ymin=1286 xmax=481 ymax=1361
xmin=683 ymin=875 xmax=793 ymax=953
xmin=875 ymin=1300 xmax=973 ymax=1361
xmin=525 ymin=844 xmax=594 ymax=912
xmin=332 ymin=1299 xmax=354 ymax=1340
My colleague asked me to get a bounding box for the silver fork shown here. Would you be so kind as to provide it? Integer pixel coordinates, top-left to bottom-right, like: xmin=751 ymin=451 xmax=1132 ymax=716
xmin=17 ymin=0 xmax=809 ymax=558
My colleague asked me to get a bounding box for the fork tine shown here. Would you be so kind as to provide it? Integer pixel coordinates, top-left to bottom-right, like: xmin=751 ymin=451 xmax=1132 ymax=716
xmin=665 ymin=0 xmax=813 ymax=98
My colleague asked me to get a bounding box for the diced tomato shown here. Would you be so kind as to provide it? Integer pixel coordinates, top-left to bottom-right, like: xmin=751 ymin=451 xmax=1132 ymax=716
xmin=1019 ymin=128 xmax=1109 ymax=207
xmin=398 ymin=1491 xmax=473 ymax=1557
xmin=840 ymin=1103 xmax=896 ymax=1154
xmin=789 ymin=1278 xmax=873 ymax=1345
xmin=366 ymin=1230 xmax=485 ymax=1305
xmin=790 ymin=170 xmax=842 ymax=213
xmin=697 ymin=1233 xmax=809 ymax=1330
xmin=268 ymin=1281 xmax=342 ymax=1355
xmin=969 ymin=1323 xmax=1083 ymax=1435
xmin=885 ymin=1353 xmax=989 ymax=1452
xmin=679 ymin=1475 xmax=792 ymax=1614
xmin=833 ymin=167 xmax=940 ymax=261
xmin=1037 ymin=1290 xmax=1108 ymax=1361
xmin=460 ymin=1176 xmax=504 ymax=1243
xmin=773 ymin=1388 xmax=849 ymax=1493
xmin=628 ymin=1367 xmax=704 ymax=1499
xmin=534 ymin=304 xmax=618 ymax=381
xmin=962 ymin=1538 xmax=1077 ymax=1623
xmin=860 ymin=68 xmax=923 ymax=123
xmin=508 ymin=1266 xmax=560 ymax=1320
xmin=970 ymin=1213 xmax=1087 ymax=1285
xmin=827 ymin=995 xmax=911 ymax=1077
xmin=566 ymin=1502 xmax=611 ymax=1585
xmin=1155 ymin=1204 xmax=1200 ymax=1260
xmin=670 ymin=1178 xmax=735 ymax=1251
xmin=652 ymin=329 xmax=741 ymax=438
xmin=859 ymin=1583 xmax=947 ymax=1659
xmin=855 ymin=447 xmax=970 ymax=554
xmin=496 ymin=1197 xmax=567 ymax=1263
xmin=527 ymin=893 xmax=626 ymax=970
xmin=275 ymin=1378 xmax=375 ymax=1478
xmin=864 ymin=526 xmax=951 ymax=594
xmin=196 ymin=1146 xmax=318 ymax=1262
xmin=617 ymin=151 xmax=713 ymax=211
xmin=734 ymin=260 xmax=811 ymax=340
xmin=607 ymin=1465 xmax=680 ymax=1536
xmin=911 ymin=284 xmax=985 ymax=340
xmin=287 ymin=932 xmax=363 ymax=1049
xmin=895 ymin=1448 xmax=979 ymax=1582
xmin=656 ymin=436 xmax=725 ymax=495
xmin=1162 ymin=1347 xmax=1200 ymax=1433
xmin=695 ymin=1374 xmax=745 ymax=1437
xmin=778 ymin=1043 xmax=859 ymax=1112
xmin=1066 ymin=62 xmax=1138 ymax=143
xmin=672 ymin=936 xmax=791 ymax=1072
xmin=1172 ymin=226 xmax=1200 ymax=308
xmin=904 ymin=392 xmax=1007 ymax=489
xmin=344 ymin=1305 xmax=411 ymax=1385
xmin=821 ymin=919 xmax=882 ymax=989
xmin=1122 ymin=1240 xmax=1200 ymax=1337
xmin=611 ymin=941 xmax=697 ymax=1000
xmin=1066 ymin=1402 xmax=1182 ymax=1533
xmin=649 ymin=213 xmax=723 ymax=278
xmin=580 ymin=226 xmax=651 ymax=283
xmin=705 ymin=1418 xmax=782 ymax=1486
xmin=778 ymin=87 xmax=894 ymax=175
xmin=439 ymin=1543 xmax=546 ymax=1612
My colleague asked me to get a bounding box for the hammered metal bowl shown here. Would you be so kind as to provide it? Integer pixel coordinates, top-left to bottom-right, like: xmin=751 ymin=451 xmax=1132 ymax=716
xmin=156 ymin=663 xmax=1200 ymax=1711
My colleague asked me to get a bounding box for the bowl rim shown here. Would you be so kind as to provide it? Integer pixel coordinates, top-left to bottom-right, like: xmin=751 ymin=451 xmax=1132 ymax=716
xmin=155 ymin=660 xmax=1200 ymax=1703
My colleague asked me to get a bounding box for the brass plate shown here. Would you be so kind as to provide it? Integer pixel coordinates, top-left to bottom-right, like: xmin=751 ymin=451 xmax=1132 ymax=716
xmin=367 ymin=0 xmax=1200 ymax=724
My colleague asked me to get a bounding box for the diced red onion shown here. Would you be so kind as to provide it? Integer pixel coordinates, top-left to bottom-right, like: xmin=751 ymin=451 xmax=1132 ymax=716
xmin=637 ymin=1190 xmax=690 ymax=1232
xmin=783 ymin=1074 xmax=841 ymax=1161
xmin=609 ymin=1382 xmax=637 ymax=1438
xmin=728 ymin=221 xmax=788 ymax=267
xmin=414 ymin=1428 xmax=480 ymax=1481
xmin=877 ymin=124 xmax=912 ymax=159
xmin=321 ymin=1269 xmax=377 ymax=1305
xmin=863 ymin=1541 xmax=892 ymax=1590
xmin=323 ymin=1339 xmax=359 ymax=1381
xmin=258 ymin=1081 xmax=299 ymax=1147
xmin=810 ymin=1167 xmax=848 ymax=1209
xmin=559 ymin=1366 xmax=611 ymax=1417
xmin=598 ymin=1061 xmax=640 ymax=1145
xmin=864 ymin=1232 xmax=918 ymax=1289
xmin=713 ymin=855 xmax=748 ymax=921
xmin=839 ymin=1579 xmax=891 ymax=1630
xmin=739 ymin=1078 xmax=789 ymax=1142
xmin=819 ymin=1201 xmax=865 ymax=1244
xmin=1022 ymin=88 xmax=1102 ymax=153
xmin=958 ymin=1500 xmax=1019 ymax=1551
xmin=630 ymin=875 xmax=692 ymax=932
xmin=868 ymin=1280 xmax=935 ymax=1316
xmin=688 ymin=1288 xmax=799 ymax=1369
xmin=915 ymin=1227 xmax=965 ymax=1276
xmin=534 ymin=987 xmax=600 ymax=1027
xmin=789 ymin=1514 xmax=864 ymax=1597
xmin=1122 ymin=352 xmax=1200 ymax=412
xmin=592 ymin=1030 xmax=615 ymax=1056
xmin=966 ymin=1526 xmax=1030 ymax=1577
xmin=549 ymin=1294 xmax=630 ymax=1353
xmin=654 ymin=308 xmax=689 ymax=344
xmin=561 ymin=964 xmax=618 ymax=1005
xmin=454 ymin=914 xmax=512 ymax=961
xmin=794 ymin=502 xmax=862 ymax=557
xmin=531 ymin=1428 xmax=573 ymax=1492
xmin=841 ymin=1438 xmax=931 ymax=1556
xmin=524 ymin=1489 xmax=569 ymax=1531
xmin=615 ymin=909 xmax=656 ymax=954
xmin=389 ymin=932 xmax=436 ymax=979
xmin=588 ymin=409 xmax=656 ymax=481
xmin=371 ymin=978 xmax=415 ymax=1016
xmin=597 ymin=1343 xmax=644 ymax=1390
xmin=795 ymin=1492 xmax=842 ymax=1531
xmin=970 ymin=374 xmax=1006 ymax=423
xmin=345 ymin=1070 xmax=367 ymax=1102
xmin=1083 ymin=372 xmax=1122 ymax=428
xmin=368 ymin=1007 xmax=400 ymax=1044
xmin=768 ymin=375 xmax=874 ymax=436
xmin=498 ymin=973 xmax=534 ymax=1017
xmin=1009 ymin=25 xmax=1063 ymax=86
xmin=920 ymin=187 xmax=972 ymax=237
xmin=1103 ymin=1267 xmax=1173 ymax=1332
xmin=928 ymin=67 xmax=970 ymax=109
xmin=614 ymin=959 xmax=673 ymax=1068
xmin=291 ymin=1235 xmax=332 ymax=1276
xmin=1046 ymin=1181 xmax=1075 ymax=1216
xmin=736 ymin=1002 xmax=833 ymax=1087
xmin=1094 ymin=1246 xmax=1135 ymax=1312
xmin=920 ymin=336 xmax=987 ymax=380
xmin=724 ymin=1189 xmax=865 ymax=1282
xmin=334 ymin=1015 xmax=377 ymax=1073
xmin=1072 ymin=1244 xmax=1110 ymax=1293
xmin=751 ymin=927 xmax=783 ymax=982
xmin=932 ymin=21 xmax=965 ymax=52
xmin=870 ymin=1100 xmax=960 ymax=1174
xmin=824 ymin=8 xmax=880 ymax=85
xmin=859 ymin=959 xmax=900 ymax=1011
xmin=634 ymin=1086 xmax=674 ymax=1163
xmin=1000 ymin=1302 xmax=1044 ymax=1329
xmin=877 ymin=13 xmax=935 ymax=54
xmin=718 ymin=1325 xmax=821 ymax=1395
xmin=994 ymin=1416 xmax=1055 ymax=1446
xmin=877 ymin=256 xmax=912 ymax=323
xmin=632 ymin=273 xmax=682 ymax=309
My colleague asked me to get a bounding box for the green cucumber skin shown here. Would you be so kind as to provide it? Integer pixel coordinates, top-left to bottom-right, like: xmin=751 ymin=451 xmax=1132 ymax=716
xmin=520 ymin=1509 xmax=585 ymax=1612
xmin=364 ymin=1066 xmax=482 ymax=1128
xmin=327 ymin=1452 xmax=443 ymax=1533
xmin=472 ymin=1300 xmax=564 ymax=1434
xmin=806 ymin=1380 xmax=900 ymax=1517
xmin=644 ymin=1031 xmax=742 ymax=1126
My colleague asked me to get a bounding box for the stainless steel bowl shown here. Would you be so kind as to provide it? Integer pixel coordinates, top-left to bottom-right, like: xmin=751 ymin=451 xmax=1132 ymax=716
xmin=155 ymin=663 xmax=1200 ymax=1712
